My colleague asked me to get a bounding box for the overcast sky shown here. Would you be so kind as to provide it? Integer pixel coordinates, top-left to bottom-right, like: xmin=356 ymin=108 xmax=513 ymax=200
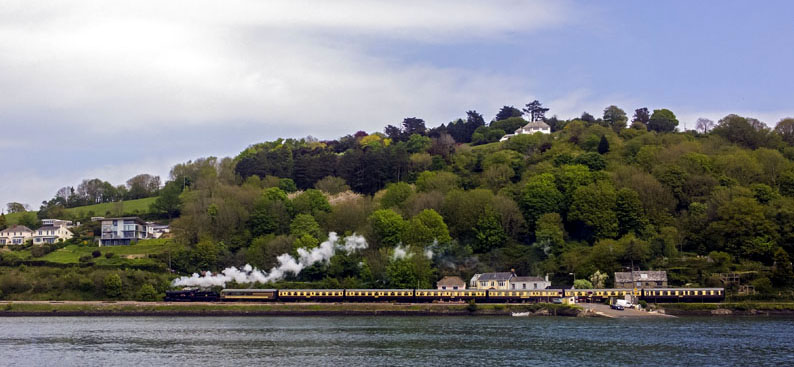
xmin=1 ymin=0 xmax=793 ymax=209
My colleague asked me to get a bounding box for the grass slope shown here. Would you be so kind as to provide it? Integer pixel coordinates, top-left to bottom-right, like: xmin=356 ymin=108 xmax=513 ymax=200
xmin=4 ymin=197 xmax=157 ymax=225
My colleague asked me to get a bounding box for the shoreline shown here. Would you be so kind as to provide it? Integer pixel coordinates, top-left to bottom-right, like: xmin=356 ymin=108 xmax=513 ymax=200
xmin=0 ymin=301 xmax=583 ymax=317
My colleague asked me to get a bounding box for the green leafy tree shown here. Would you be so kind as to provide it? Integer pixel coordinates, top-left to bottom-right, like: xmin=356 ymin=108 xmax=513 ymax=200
xmin=774 ymin=117 xmax=794 ymax=145
xmin=380 ymin=182 xmax=413 ymax=210
xmin=707 ymin=197 xmax=778 ymax=260
xmin=573 ymin=279 xmax=593 ymax=289
xmin=615 ymin=188 xmax=648 ymax=235
xmin=103 ymin=274 xmax=122 ymax=299
xmin=368 ymin=209 xmax=406 ymax=248
xmin=314 ymin=176 xmax=350 ymax=194
xmin=568 ymin=181 xmax=618 ymax=240
xmin=0 ymin=213 xmax=6 ymax=231
xmin=495 ymin=106 xmax=523 ymax=121
xmin=403 ymin=209 xmax=451 ymax=246
xmin=597 ymin=135 xmax=610 ymax=154
xmin=415 ymin=171 xmax=460 ymax=193
xmin=534 ymin=213 xmax=565 ymax=255
xmin=290 ymin=214 xmax=322 ymax=240
xmin=150 ymin=180 xmax=182 ymax=219
xmin=387 ymin=258 xmax=418 ymax=288
xmin=138 ymin=283 xmax=158 ymax=301
xmin=772 ymin=248 xmax=794 ymax=287
xmin=474 ymin=209 xmax=507 ymax=253
xmin=292 ymin=189 xmax=331 ymax=215
xmin=647 ymin=109 xmax=679 ymax=133
xmin=602 ymin=105 xmax=627 ymax=132
xmin=519 ymin=173 xmax=564 ymax=228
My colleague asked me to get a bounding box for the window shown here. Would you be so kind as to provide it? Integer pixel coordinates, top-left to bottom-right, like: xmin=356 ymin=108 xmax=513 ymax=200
xmin=498 ymin=281 xmax=505 ymax=287
xmin=511 ymin=284 xmax=515 ymax=289
xmin=523 ymin=284 xmax=526 ymax=289
xmin=533 ymin=283 xmax=537 ymax=289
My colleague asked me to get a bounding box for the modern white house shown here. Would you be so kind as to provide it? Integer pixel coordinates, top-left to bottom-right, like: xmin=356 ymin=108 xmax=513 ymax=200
xmin=32 ymin=224 xmax=73 ymax=245
xmin=0 ymin=225 xmax=34 ymax=245
xmin=500 ymin=120 xmax=551 ymax=142
xmin=97 ymin=217 xmax=151 ymax=246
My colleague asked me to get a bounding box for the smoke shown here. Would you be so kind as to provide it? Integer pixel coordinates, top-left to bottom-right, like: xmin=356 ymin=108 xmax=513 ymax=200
xmin=391 ymin=244 xmax=411 ymax=260
xmin=172 ymin=232 xmax=367 ymax=288
xmin=424 ymin=248 xmax=434 ymax=260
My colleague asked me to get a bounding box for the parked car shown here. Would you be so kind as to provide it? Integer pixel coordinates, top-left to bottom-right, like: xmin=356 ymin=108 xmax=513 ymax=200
xmin=610 ymin=304 xmax=624 ymax=310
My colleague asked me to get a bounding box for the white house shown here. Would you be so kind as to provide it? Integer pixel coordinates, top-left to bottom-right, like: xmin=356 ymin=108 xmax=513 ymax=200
xmin=0 ymin=225 xmax=34 ymax=245
xmin=32 ymin=224 xmax=73 ymax=245
xmin=510 ymin=275 xmax=551 ymax=290
xmin=500 ymin=120 xmax=551 ymax=141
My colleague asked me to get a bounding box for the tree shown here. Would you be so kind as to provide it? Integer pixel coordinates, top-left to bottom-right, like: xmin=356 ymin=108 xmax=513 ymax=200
xmin=535 ymin=213 xmax=565 ymax=255
xmin=774 ymin=118 xmax=794 ymax=145
xmin=696 ymin=118 xmax=715 ymax=134
xmin=104 ymin=274 xmax=122 ymax=298
xmin=290 ymin=214 xmax=322 ymax=240
xmin=597 ymin=135 xmax=610 ymax=154
xmin=589 ymin=270 xmax=607 ymax=288
xmin=523 ymin=100 xmax=549 ymax=122
xmin=403 ymin=209 xmax=451 ymax=246
xmin=402 ymin=117 xmax=427 ymax=136
xmin=380 ymin=182 xmax=413 ymax=210
xmin=647 ymin=109 xmax=678 ymax=133
xmin=568 ymin=181 xmax=618 ymax=240
xmin=138 ymin=283 xmax=158 ymax=302
xmin=368 ymin=209 xmax=406 ymax=248
xmin=713 ymin=114 xmax=773 ymax=149
xmin=580 ymin=112 xmax=595 ymax=124
xmin=772 ymin=247 xmax=794 ymax=287
xmin=519 ymin=173 xmax=564 ymax=228
xmin=6 ymin=202 xmax=27 ymax=213
xmin=474 ymin=209 xmax=507 ymax=253
xmin=18 ymin=212 xmax=40 ymax=230
xmin=314 ymin=176 xmax=350 ymax=194
xmin=494 ymin=106 xmax=523 ymax=121
xmin=633 ymin=107 xmax=650 ymax=125
xmin=386 ymin=257 xmax=417 ymax=288
xmin=126 ymin=174 xmax=161 ymax=199
xmin=0 ymin=213 xmax=6 ymax=231
xmin=707 ymin=197 xmax=778 ymax=260
xmin=602 ymin=105 xmax=628 ymax=132
xmin=573 ymin=279 xmax=593 ymax=289
xmin=615 ymin=188 xmax=648 ymax=236
xmin=291 ymin=189 xmax=331 ymax=215
xmin=150 ymin=181 xmax=182 ymax=219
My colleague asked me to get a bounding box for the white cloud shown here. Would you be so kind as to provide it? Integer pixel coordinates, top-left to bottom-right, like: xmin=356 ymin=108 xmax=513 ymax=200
xmin=0 ymin=0 xmax=575 ymax=206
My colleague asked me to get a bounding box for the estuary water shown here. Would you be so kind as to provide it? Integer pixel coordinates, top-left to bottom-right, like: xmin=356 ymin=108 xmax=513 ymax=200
xmin=1 ymin=316 xmax=793 ymax=366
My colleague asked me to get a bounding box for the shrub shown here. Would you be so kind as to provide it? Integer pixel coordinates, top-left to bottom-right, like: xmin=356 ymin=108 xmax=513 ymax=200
xmin=104 ymin=252 xmax=114 ymax=259
xmin=639 ymin=300 xmax=648 ymax=309
xmin=467 ymin=299 xmax=478 ymax=313
xmin=137 ymin=283 xmax=158 ymax=302
xmin=103 ymin=274 xmax=122 ymax=298
xmin=78 ymin=255 xmax=93 ymax=263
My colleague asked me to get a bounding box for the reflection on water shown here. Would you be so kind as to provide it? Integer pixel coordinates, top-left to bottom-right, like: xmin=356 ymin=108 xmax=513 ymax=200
xmin=1 ymin=316 xmax=793 ymax=366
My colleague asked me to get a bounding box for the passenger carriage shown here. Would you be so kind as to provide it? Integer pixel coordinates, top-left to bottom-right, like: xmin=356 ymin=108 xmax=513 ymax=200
xmin=276 ymin=289 xmax=345 ymax=302
xmin=220 ymin=288 xmax=277 ymax=302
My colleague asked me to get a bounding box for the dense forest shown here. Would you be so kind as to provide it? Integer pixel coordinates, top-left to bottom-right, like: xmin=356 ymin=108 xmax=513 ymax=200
xmin=6 ymin=102 xmax=794 ymax=298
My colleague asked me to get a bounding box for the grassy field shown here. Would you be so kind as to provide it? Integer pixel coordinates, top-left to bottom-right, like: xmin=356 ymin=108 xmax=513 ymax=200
xmin=9 ymin=238 xmax=181 ymax=267
xmin=3 ymin=197 xmax=157 ymax=225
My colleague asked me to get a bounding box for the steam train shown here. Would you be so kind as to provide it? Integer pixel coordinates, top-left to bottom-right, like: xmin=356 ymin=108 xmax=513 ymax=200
xmin=165 ymin=287 xmax=725 ymax=303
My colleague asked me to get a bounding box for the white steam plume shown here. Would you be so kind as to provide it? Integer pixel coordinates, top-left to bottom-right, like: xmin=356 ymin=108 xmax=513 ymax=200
xmin=172 ymin=232 xmax=367 ymax=288
xmin=391 ymin=244 xmax=411 ymax=260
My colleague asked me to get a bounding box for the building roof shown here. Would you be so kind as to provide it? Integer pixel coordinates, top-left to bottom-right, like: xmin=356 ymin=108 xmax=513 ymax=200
xmin=97 ymin=217 xmax=147 ymax=225
xmin=0 ymin=225 xmax=33 ymax=233
xmin=512 ymin=276 xmax=546 ymax=282
xmin=614 ymin=271 xmax=668 ymax=283
xmin=476 ymin=272 xmax=515 ymax=282
xmin=517 ymin=121 xmax=550 ymax=132
xmin=436 ymin=276 xmax=465 ymax=286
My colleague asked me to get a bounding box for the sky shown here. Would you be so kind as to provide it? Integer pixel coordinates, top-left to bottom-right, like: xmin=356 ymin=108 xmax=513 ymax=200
xmin=1 ymin=0 xmax=793 ymax=208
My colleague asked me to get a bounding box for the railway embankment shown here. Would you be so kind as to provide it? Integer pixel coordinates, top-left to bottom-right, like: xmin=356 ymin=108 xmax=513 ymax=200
xmin=0 ymin=301 xmax=583 ymax=317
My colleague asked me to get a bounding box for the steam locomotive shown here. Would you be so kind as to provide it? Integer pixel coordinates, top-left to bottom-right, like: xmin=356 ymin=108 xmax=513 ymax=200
xmin=165 ymin=287 xmax=724 ymax=303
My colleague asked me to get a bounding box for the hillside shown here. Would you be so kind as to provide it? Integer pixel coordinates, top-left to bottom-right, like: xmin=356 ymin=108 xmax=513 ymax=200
xmin=4 ymin=197 xmax=157 ymax=226
xmin=2 ymin=108 xmax=794 ymax=301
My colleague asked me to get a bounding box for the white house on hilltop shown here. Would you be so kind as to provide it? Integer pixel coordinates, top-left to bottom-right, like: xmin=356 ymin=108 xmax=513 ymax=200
xmin=500 ymin=120 xmax=551 ymax=142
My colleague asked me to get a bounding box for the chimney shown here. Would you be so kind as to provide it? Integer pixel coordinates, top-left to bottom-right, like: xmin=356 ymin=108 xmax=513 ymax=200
xmin=545 ymin=273 xmax=549 ymax=282
xmin=510 ymin=268 xmax=516 ymax=276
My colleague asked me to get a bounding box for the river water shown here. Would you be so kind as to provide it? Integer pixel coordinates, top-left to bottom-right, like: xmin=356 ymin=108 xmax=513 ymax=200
xmin=1 ymin=316 xmax=792 ymax=366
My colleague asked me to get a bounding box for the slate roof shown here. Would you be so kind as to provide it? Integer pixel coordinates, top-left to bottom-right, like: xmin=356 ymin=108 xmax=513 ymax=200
xmin=614 ymin=271 xmax=667 ymax=283
xmin=436 ymin=276 xmax=465 ymax=286
xmin=512 ymin=276 xmax=546 ymax=282
xmin=0 ymin=225 xmax=33 ymax=234
xmin=476 ymin=272 xmax=515 ymax=282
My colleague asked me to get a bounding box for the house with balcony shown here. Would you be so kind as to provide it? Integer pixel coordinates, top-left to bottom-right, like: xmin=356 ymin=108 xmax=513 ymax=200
xmin=97 ymin=217 xmax=150 ymax=246
xmin=32 ymin=224 xmax=73 ymax=245
xmin=0 ymin=225 xmax=34 ymax=245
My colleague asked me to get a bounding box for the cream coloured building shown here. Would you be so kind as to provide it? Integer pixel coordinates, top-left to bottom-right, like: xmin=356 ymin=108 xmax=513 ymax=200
xmin=32 ymin=224 xmax=73 ymax=244
xmin=0 ymin=225 xmax=34 ymax=245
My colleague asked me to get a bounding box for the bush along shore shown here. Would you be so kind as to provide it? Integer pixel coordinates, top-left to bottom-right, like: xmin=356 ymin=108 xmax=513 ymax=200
xmin=0 ymin=301 xmax=582 ymax=317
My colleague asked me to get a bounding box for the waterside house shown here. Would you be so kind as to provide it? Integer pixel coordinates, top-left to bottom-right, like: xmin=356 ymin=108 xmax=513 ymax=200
xmin=436 ymin=276 xmax=466 ymax=290
xmin=614 ymin=270 xmax=668 ymax=288
xmin=510 ymin=275 xmax=551 ymax=290
xmin=0 ymin=225 xmax=34 ymax=245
